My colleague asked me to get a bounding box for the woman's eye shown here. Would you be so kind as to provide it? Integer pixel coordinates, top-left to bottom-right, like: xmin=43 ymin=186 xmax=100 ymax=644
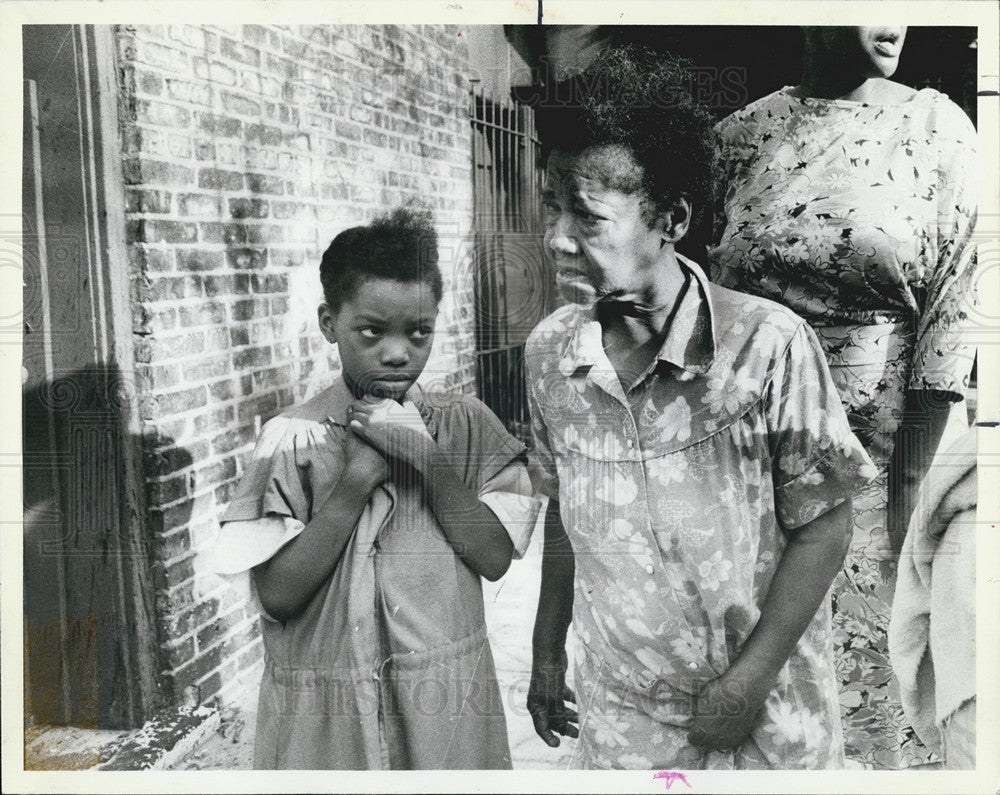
xmin=577 ymin=210 xmax=602 ymax=226
xmin=359 ymin=328 xmax=381 ymax=339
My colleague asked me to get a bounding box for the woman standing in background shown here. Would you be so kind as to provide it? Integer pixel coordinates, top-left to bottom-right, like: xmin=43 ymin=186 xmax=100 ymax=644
xmin=710 ymin=26 xmax=978 ymax=768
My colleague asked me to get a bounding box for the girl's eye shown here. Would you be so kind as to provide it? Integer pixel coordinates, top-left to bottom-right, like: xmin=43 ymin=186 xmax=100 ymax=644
xmin=410 ymin=327 xmax=432 ymax=341
xmin=359 ymin=328 xmax=382 ymax=339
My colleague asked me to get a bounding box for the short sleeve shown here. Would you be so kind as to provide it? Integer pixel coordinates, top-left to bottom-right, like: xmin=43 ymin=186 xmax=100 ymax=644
xmin=525 ymin=347 xmax=560 ymax=500
xmin=910 ymin=100 xmax=978 ymax=398
xmin=431 ymin=395 xmax=540 ymax=556
xmin=208 ymin=416 xmax=346 ymax=573
xmin=430 ymin=395 xmax=527 ymax=492
xmin=766 ymin=323 xmax=878 ymax=530
xmin=478 ymin=462 xmax=542 ymax=559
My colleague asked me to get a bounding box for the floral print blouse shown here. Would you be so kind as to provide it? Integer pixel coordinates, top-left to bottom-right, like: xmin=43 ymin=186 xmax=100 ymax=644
xmin=525 ymin=256 xmax=877 ymax=767
xmin=709 ymin=87 xmax=978 ymax=399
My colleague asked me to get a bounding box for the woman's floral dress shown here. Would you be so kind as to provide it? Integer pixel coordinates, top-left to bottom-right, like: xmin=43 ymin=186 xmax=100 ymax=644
xmin=710 ymin=86 xmax=977 ymax=769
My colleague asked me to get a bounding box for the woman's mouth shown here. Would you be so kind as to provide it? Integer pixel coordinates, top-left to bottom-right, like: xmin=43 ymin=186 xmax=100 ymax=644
xmin=872 ymin=30 xmax=902 ymax=58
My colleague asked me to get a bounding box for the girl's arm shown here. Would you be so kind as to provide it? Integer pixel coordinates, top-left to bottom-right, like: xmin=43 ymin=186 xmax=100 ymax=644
xmin=348 ymin=399 xmax=514 ymax=581
xmin=253 ymin=433 xmax=387 ymax=623
xmin=687 ymin=497 xmax=852 ymax=752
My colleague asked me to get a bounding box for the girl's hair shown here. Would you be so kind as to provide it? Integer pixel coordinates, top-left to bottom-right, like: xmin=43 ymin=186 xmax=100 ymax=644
xmin=319 ymin=204 xmax=442 ymax=310
xmin=533 ymin=45 xmax=717 ymax=225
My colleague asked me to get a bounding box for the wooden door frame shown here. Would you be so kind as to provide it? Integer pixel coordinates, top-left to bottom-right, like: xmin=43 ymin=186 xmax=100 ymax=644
xmin=23 ymin=23 xmax=160 ymax=728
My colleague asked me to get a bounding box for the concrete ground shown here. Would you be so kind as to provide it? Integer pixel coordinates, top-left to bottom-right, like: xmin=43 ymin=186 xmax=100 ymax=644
xmin=172 ymin=517 xmax=578 ymax=770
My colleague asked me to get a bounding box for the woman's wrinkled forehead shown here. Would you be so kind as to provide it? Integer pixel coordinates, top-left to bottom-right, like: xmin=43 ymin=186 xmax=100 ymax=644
xmin=546 ymin=145 xmax=645 ymax=197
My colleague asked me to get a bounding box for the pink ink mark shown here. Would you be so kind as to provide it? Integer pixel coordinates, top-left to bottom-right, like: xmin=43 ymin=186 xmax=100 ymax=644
xmin=654 ymin=771 xmax=692 ymax=790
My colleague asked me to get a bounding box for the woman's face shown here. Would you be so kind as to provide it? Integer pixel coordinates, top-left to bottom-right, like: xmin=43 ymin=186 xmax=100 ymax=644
xmin=816 ymin=26 xmax=908 ymax=79
xmin=542 ymin=146 xmax=666 ymax=305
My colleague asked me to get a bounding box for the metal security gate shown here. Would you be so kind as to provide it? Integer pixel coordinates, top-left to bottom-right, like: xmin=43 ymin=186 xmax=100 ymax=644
xmin=469 ymin=84 xmax=553 ymax=442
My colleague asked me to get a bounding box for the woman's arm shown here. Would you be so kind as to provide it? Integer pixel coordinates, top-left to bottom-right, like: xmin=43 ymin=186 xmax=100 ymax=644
xmin=688 ymin=498 xmax=852 ymax=751
xmin=253 ymin=433 xmax=387 ymax=623
xmin=528 ymin=499 xmax=579 ymax=747
xmin=887 ymin=389 xmax=957 ymax=554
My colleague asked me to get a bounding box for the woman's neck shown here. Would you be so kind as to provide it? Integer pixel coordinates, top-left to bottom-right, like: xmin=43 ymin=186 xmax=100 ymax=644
xmin=797 ymin=46 xmax=887 ymax=102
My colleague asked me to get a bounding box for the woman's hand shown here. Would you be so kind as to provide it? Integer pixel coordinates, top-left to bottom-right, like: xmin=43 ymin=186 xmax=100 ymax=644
xmin=528 ymin=647 xmax=579 ymax=747
xmin=348 ymin=396 xmax=435 ymax=469
xmin=687 ymin=668 xmax=770 ymax=752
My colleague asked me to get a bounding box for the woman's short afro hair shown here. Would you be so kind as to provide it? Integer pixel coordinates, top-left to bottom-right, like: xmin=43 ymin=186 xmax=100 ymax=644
xmin=533 ymin=45 xmax=717 ymax=223
xmin=319 ymin=202 xmax=442 ymax=311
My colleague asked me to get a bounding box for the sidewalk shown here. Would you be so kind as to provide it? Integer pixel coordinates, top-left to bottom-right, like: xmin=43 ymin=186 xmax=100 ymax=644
xmin=172 ymin=520 xmax=577 ymax=770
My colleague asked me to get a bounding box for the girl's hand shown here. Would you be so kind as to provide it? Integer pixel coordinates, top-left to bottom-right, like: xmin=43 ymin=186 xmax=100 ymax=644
xmin=687 ymin=669 xmax=770 ymax=753
xmin=348 ymin=396 xmax=435 ymax=467
xmin=337 ymin=419 xmax=389 ymax=492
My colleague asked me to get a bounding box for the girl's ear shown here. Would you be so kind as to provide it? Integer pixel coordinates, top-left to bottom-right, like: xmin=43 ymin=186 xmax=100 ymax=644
xmin=657 ymin=197 xmax=692 ymax=244
xmin=317 ymin=303 xmax=337 ymax=344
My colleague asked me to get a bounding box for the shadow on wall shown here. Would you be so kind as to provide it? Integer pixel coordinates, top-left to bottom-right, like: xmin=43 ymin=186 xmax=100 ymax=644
xmin=22 ymin=363 xmax=190 ymax=730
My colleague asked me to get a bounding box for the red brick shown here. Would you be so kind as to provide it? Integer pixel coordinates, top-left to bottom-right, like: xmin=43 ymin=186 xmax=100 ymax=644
xmin=192 ymin=405 xmax=236 ymax=437
xmin=164 ymin=636 xmax=196 ymax=669
xmin=208 ymin=379 xmax=237 ymax=403
xmin=220 ymin=38 xmax=261 ymax=67
xmin=199 ymin=222 xmax=248 ymax=245
xmin=154 ymin=526 xmax=193 ymax=564
xmin=131 ymin=219 xmax=198 ymax=245
xmin=198 ymin=168 xmax=244 ymax=192
xmin=195 ymin=605 xmax=244 ymax=652
xmin=182 ymin=354 xmax=232 ymax=383
xmin=148 ymin=473 xmax=188 ymax=505
xmin=231 ymin=298 xmax=270 ymax=321
xmin=146 ymin=441 xmax=204 ymax=478
xmin=177 ymin=193 xmax=223 ymax=217
xmin=151 ymin=556 xmax=196 ymax=594
xmin=155 ymin=580 xmax=195 ymax=617
xmin=222 ymin=91 xmax=260 ymax=118
xmin=142 ymin=275 xmax=204 ymax=302
xmin=179 ymin=301 xmax=227 ymax=327
xmin=238 ymin=393 xmax=278 ymax=424
xmin=232 ymin=345 xmax=272 ymax=369
xmin=164 ymin=640 xmax=224 ymax=691
xmin=228 ymin=198 xmax=269 ymax=219
xmin=176 ymin=250 xmax=225 ymax=272
xmin=245 ymin=173 xmax=284 ymax=195
xmin=225 ymin=248 xmax=268 ymax=270
xmin=126 ymin=188 xmax=172 ymax=214
xmin=203 ymin=273 xmax=251 ymax=297
xmin=156 ymin=385 xmax=209 ymax=416
xmin=251 ymin=364 xmax=292 ymax=390
xmin=195 ymin=112 xmax=242 ymax=137
xmin=123 ymin=159 xmax=194 ymax=186
xmin=211 ymin=425 xmax=255 ymax=456
xmin=149 ymin=330 xmax=206 ymax=360
xmin=191 ymin=456 xmax=237 ymax=492
xmin=138 ymin=99 xmax=192 ymax=128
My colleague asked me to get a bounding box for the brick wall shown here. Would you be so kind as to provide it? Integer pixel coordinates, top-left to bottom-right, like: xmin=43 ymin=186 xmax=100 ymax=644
xmin=117 ymin=23 xmax=476 ymax=707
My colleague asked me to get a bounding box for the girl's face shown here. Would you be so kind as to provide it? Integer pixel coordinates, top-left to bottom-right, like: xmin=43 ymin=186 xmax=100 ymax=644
xmin=319 ymin=278 xmax=438 ymax=401
xmin=542 ymin=146 xmax=668 ymax=306
xmin=816 ymin=26 xmax=908 ymax=79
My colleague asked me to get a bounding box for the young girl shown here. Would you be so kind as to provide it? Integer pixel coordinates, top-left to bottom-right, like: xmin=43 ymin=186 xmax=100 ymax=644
xmin=207 ymin=206 xmax=539 ymax=769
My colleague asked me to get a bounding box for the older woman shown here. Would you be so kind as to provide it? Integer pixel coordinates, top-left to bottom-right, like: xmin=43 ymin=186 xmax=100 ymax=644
xmin=710 ymin=27 xmax=977 ymax=768
xmin=524 ymin=46 xmax=875 ymax=770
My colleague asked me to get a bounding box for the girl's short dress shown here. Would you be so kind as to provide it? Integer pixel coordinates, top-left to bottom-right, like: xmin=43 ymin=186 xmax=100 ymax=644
xmin=208 ymin=377 xmax=540 ymax=769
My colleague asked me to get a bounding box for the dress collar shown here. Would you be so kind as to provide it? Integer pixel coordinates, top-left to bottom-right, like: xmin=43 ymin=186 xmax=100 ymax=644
xmin=556 ymin=254 xmax=717 ymax=379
